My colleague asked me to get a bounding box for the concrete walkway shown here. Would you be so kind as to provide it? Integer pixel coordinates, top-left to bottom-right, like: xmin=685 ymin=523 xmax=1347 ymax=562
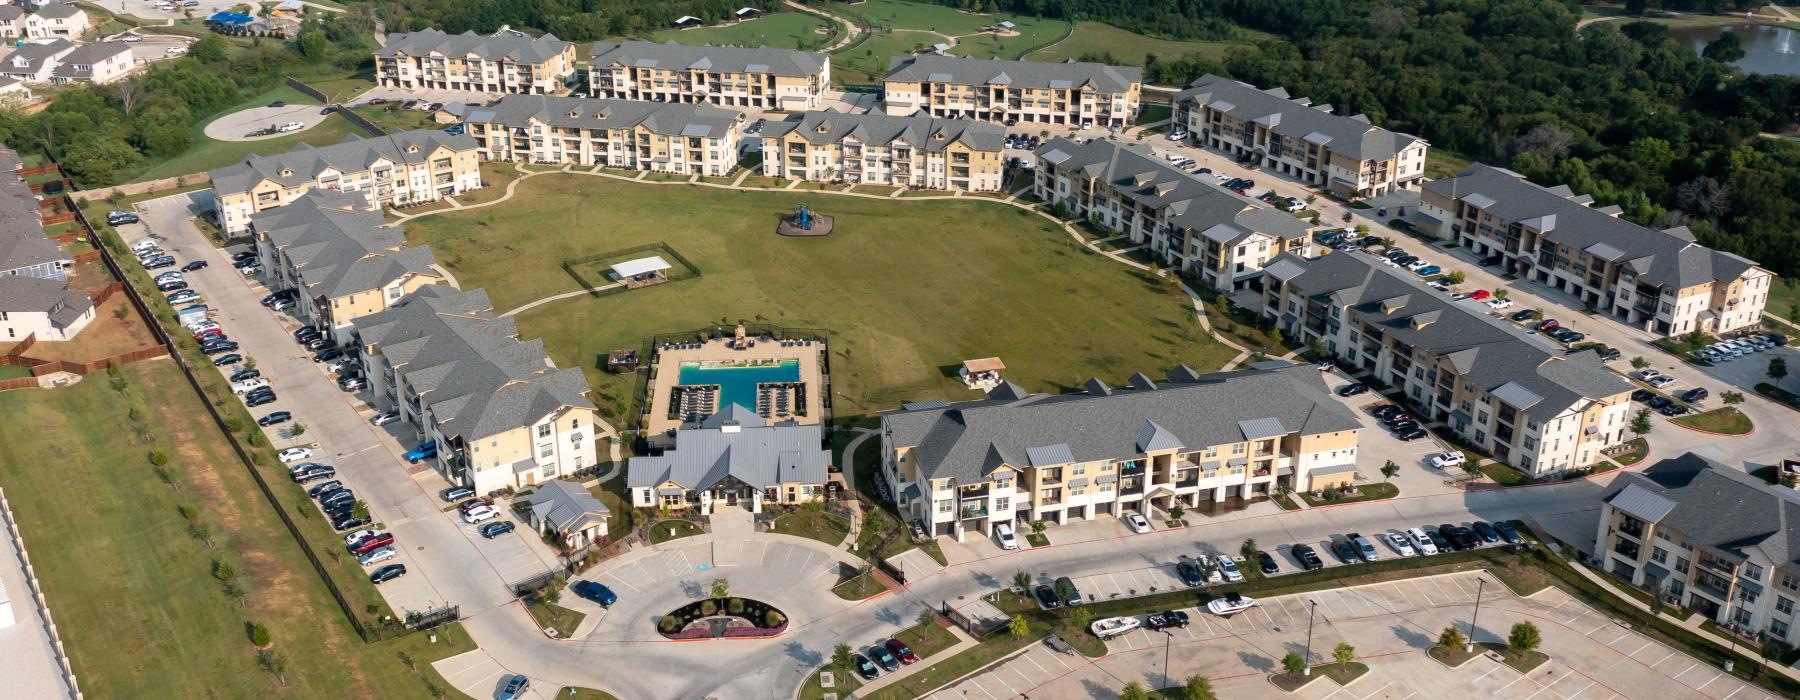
xmin=782 ymin=0 xmax=860 ymax=52
xmin=500 ymin=281 xmax=623 ymax=317
xmin=838 ymin=427 xmax=878 ymax=552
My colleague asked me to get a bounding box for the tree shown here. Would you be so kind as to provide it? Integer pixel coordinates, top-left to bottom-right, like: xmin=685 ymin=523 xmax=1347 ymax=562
xmin=710 ymin=577 xmax=730 ymax=599
xmin=1702 ymin=31 xmax=1746 ymax=64
xmin=1437 ymin=625 xmax=1466 ymax=649
xmin=917 ymin=606 xmax=936 ymax=628
xmin=1013 ymin=569 xmax=1032 ymax=590
xmin=114 ymin=81 xmax=140 ymax=115
xmin=1071 ymin=605 xmax=1093 ymax=630
xmin=289 ymin=422 xmax=306 ymax=437
xmin=1308 ymin=339 xmax=1327 ymax=361
xmin=1281 ymin=650 xmax=1306 ymax=675
xmin=1631 ymin=408 xmax=1653 ymax=438
xmin=1030 ymin=518 xmax=1046 ymax=535
xmin=1119 ymin=681 xmax=1150 ymax=700
xmin=1240 ymin=538 xmax=1259 ymax=561
xmin=831 ymin=643 xmax=854 ymax=675
xmin=1494 ymin=289 xmax=1510 ymax=301
xmin=1333 ymin=641 xmax=1355 ymax=668
xmin=257 ymin=650 xmax=288 ymax=686
xmin=1722 ymin=391 xmax=1745 ymax=407
xmin=1631 ymin=356 xmax=1650 ymax=370
xmin=1445 ymin=270 xmax=1465 ymax=285
xmin=211 ymin=559 xmax=236 ymax=582
xmin=296 ymin=30 xmax=329 ymax=61
xmin=187 ymin=34 xmax=227 ymax=63
xmin=1182 ymin=674 xmax=1216 ymax=700
xmin=1507 ymin=621 xmax=1541 ymax=655
xmin=1770 ymin=357 xmax=1788 ymax=383
xmin=1008 ymin=613 xmax=1029 ymax=639
xmin=248 ymin=622 xmax=271 ymax=647
xmin=1380 ymin=460 xmax=1400 ymax=482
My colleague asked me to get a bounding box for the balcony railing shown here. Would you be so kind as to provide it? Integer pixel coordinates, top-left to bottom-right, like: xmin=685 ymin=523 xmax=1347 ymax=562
xmin=960 ymin=504 xmax=988 ymax=519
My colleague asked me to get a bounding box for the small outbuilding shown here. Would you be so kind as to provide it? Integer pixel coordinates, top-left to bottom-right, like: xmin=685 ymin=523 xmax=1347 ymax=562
xmin=734 ymin=7 xmax=762 ymax=20
xmin=609 ymin=256 xmax=673 ymax=287
xmin=527 ymin=480 xmax=611 ymax=550
xmin=672 ymin=15 xmax=704 ymax=29
xmin=958 ymin=357 xmax=1005 ymax=391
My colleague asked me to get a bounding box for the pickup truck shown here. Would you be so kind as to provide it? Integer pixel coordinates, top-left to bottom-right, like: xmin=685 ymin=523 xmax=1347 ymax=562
xmin=230 ymin=377 xmax=269 ymax=395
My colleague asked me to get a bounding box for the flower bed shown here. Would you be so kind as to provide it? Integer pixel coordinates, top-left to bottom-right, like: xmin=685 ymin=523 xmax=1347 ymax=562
xmin=657 ymin=597 xmax=788 ymax=640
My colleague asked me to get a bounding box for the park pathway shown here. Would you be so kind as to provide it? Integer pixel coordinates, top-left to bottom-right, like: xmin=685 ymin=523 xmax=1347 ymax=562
xmin=783 ymin=0 xmax=860 ymax=52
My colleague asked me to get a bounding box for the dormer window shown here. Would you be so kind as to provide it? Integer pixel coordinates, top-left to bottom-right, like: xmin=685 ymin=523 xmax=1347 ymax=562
xmin=406 ymin=144 xmax=420 ymax=153
xmin=279 ymin=168 xmax=293 ymax=177
xmin=569 ymin=109 xmax=580 ymax=118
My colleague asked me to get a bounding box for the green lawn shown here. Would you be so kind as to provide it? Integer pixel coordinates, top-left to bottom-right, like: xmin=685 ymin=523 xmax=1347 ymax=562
xmin=1298 ymin=481 xmax=1398 ymax=506
xmin=0 ymin=362 xmax=473 ymax=698
xmin=647 ymin=519 xmax=704 ymax=543
xmin=1672 ymin=407 xmax=1754 ymax=435
xmin=0 ymin=364 xmax=33 ymax=379
xmin=1767 ymin=277 xmax=1800 ymax=322
xmin=651 ymin=12 xmax=833 ymax=50
xmin=830 ymin=0 xmax=1069 ymax=83
xmin=770 ymin=510 xmax=851 ymax=546
xmin=404 ymin=175 xmax=1235 ymax=424
xmin=831 ymin=572 xmax=885 ymax=600
xmin=1424 ymin=148 xmax=1473 ymax=181
xmin=525 ymin=600 xmax=587 ymax=639
xmin=351 ymin=104 xmax=441 ymax=133
xmin=1027 ymin=21 xmax=1264 ymax=67
xmin=122 ymin=85 xmax=356 ymax=182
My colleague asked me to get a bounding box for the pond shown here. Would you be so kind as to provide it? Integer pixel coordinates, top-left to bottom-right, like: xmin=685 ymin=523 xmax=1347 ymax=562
xmin=1672 ymin=23 xmax=1800 ymax=76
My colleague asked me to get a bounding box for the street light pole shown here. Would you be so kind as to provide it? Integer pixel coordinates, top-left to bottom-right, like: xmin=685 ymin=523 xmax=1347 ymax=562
xmin=1303 ymin=599 xmax=1318 ymax=675
xmin=1465 ymin=578 xmax=1486 ymax=653
xmin=1162 ymin=629 xmax=1174 ymax=689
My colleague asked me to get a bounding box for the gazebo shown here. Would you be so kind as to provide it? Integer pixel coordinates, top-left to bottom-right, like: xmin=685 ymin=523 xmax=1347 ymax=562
xmin=959 ymin=357 xmax=1005 ymax=390
xmin=609 ymin=256 xmax=673 ymax=287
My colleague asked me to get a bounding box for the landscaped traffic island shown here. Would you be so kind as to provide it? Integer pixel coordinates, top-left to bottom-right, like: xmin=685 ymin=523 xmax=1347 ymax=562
xmin=658 ymin=597 xmax=788 ymax=640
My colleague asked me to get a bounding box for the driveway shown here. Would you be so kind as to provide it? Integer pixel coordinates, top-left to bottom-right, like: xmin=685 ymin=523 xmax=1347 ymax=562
xmin=115 ymin=33 xmax=193 ymax=64
xmin=344 ymin=86 xmax=496 ymax=108
xmin=125 ymin=192 xmax=554 ymax=622
xmin=1316 ymin=369 xmax=1457 ymax=497
xmin=201 ymin=103 xmax=334 ymax=141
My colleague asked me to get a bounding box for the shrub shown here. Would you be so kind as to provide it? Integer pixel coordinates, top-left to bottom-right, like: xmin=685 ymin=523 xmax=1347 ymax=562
xmin=765 ymin=610 xmax=783 ymax=628
xmin=701 ymin=600 xmax=717 ymax=616
xmin=248 ymin=622 xmax=271 ymax=647
xmin=1438 ymin=625 xmax=1465 ymax=649
xmin=728 ymin=598 xmax=745 ymax=615
xmin=659 ymin=615 xmax=680 ymax=632
xmin=1508 ymin=621 xmax=1541 ymax=655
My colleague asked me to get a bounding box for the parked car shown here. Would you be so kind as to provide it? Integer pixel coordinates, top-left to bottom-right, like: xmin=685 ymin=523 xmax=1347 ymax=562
xmin=572 ymin=580 xmax=617 ymax=606
xmin=1349 ymin=533 xmax=1380 ymax=562
xmin=1429 ymin=451 xmax=1465 ymax=470
xmin=869 ymin=644 xmax=901 ymax=672
xmin=1647 ymin=375 xmax=1677 ymax=389
xmin=338 ymin=374 xmax=367 ymax=392
xmin=852 ymin=653 xmax=880 ymax=681
xmin=372 ymin=410 xmax=403 ymax=426
xmin=245 ymin=391 xmax=278 ymax=407
xmin=106 ymin=211 xmax=139 ymax=225
xmin=308 ymin=481 xmax=343 ymax=499
xmin=497 ymin=674 xmax=530 ymax=700
xmin=1424 ymin=528 xmax=1452 ymax=553
xmin=885 ymin=638 xmax=918 ymax=665
xmin=350 ymin=533 xmax=395 ymax=555
xmin=1407 ymin=527 xmax=1439 ymax=555
xmin=277 ymin=447 xmax=314 ymax=463
xmin=1486 ymin=298 xmax=1515 ymax=310
xmin=1175 ymin=555 xmax=1206 ymax=587
xmin=256 ymin=411 xmax=291 ymax=427
xmin=200 ymin=341 xmax=239 ymax=355
xmin=211 ymin=353 xmax=242 ymax=366
xmin=1032 ymin=584 xmax=1063 ymax=608
xmin=441 ymin=486 xmax=475 ymax=502
xmin=1396 ymin=428 xmax=1428 ymax=441
xmin=1122 ymin=512 xmax=1152 ymax=533
xmin=357 ymin=546 xmax=396 ymax=566
xmin=1658 ymin=403 xmax=1690 ymax=416
xmin=1054 ymin=576 xmax=1084 ymax=606
xmin=290 ymin=466 xmax=334 ymax=483
xmin=1471 ymin=521 xmax=1501 ymax=543
xmin=1679 ymin=387 xmax=1709 ymax=403
xmin=369 ymin=564 xmax=407 ymax=584
xmin=1257 ymin=551 xmax=1279 ymax=574
xmin=313 ymin=347 xmax=345 ymax=363
xmin=1145 ymin=610 xmax=1191 ymax=631
xmin=1215 ymin=554 xmax=1244 ymax=582
xmin=404 ymin=439 xmax=437 ymax=462
xmin=165 ymin=289 xmax=201 ymax=304
xmin=461 ymin=505 xmax=500 ymax=524
xmin=1329 ymin=537 xmax=1359 ymax=564
xmin=1494 ymin=521 xmax=1524 ymax=544
xmin=181 ymin=260 xmax=208 ymax=272
xmin=480 ymin=520 xmax=516 ymax=538
xmin=1337 ymin=383 xmax=1369 ymax=397
xmin=994 ymin=521 xmax=1018 ymax=550
xmin=1440 ymin=524 xmax=1478 ymax=550
xmin=1510 ymin=309 xmax=1538 ymax=322
xmin=331 ymin=515 xmax=370 ymax=532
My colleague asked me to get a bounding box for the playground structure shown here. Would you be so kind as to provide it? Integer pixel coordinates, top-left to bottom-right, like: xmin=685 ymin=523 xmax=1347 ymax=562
xmin=776 ymin=203 xmax=834 ymax=237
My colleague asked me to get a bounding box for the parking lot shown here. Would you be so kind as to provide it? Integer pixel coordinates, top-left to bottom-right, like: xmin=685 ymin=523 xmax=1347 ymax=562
xmin=932 ymin=571 xmax=1775 ymax=700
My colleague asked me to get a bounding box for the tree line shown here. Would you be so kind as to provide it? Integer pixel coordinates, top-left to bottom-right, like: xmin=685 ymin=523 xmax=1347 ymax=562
xmin=371 ymin=0 xmax=777 ymax=43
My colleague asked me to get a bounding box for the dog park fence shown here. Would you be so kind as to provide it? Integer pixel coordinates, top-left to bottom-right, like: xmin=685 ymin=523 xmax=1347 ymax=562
xmin=0 ymin=487 xmax=84 ymax=699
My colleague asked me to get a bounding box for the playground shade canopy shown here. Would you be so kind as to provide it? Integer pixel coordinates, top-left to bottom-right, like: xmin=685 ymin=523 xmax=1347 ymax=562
xmin=610 ymin=256 xmax=672 ymax=280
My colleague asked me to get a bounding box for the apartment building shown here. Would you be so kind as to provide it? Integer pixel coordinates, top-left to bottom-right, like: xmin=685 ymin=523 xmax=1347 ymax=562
xmin=47 ymin=41 xmax=132 ymax=84
xmin=759 ymin=111 xmax=1003 ymax=191
xmin=1032 ymin=137 xmax=1311 ymax=290
xmin=249 ymin=190 xmax=446 ymax=340
xmin=0 ymin=275 xmax=93 ymax=341
xmin=462 ymin=95 xmax=742 ymax=176
xmin=376 ymin=28 xmax=577 ymax=95
xmin=350 ymin=285 xmax=599 ymax=495
xmin=626 ymin=405 xmax=830 ymax=514
xmin=0 ymin=145 xmax=69 ymax=281
xmin=1420 ymin=164 xmax=1772 ymax=338
xmin=1597 ymin=452 xmax=1800 ymax=645
xmin=881 ymin=54 xmax=1141 ymax=129
xmin=209 ymin=130 xmax=483 ymax=234
xmin=1174 ymin=74 xmax=1427 ymax=198
xmin=0 ymin=39 xmax=74 ymax=84
xmin=587 ymin=41 xmax=829 ymax=111
xmin=1258 ymin=250 xmax=1634 ymax=476
xmin=881 ymin=363 xmax=1363 ymax=541
xmin=0 ymin=2 xmax=89 ymax=39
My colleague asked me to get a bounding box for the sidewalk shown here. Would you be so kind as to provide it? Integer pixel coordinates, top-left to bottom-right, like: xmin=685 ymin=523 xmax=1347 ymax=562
xmin=845 ymin=622 xmax=979 ymax=696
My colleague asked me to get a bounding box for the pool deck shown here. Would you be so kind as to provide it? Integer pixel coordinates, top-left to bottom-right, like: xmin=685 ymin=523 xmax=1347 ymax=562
xmin=645 ymin=337 xmax=827 ymax=437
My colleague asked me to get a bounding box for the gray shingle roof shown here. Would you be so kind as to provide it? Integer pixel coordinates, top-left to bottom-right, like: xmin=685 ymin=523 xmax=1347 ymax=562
xmin=0 ymin=274 xmax=89 ymax=327
xmin=0 ymin=145 xmax=66 ymax=275
xmin=1177 ymin=74 xmax=1423 ymax=162
xmin=208 ymin=129 xmax=478 ymax=197
xmin=1604 ymin=453 xmax=1800 ymax=567
xmin=0 ymin=39 xmax=73 ymax=77
xmin=32 ymin=3 xmax=82 ymax=20
xmin=351 ymin=286 xmax=595 ymax=443
xmin=760 ymin=111 xmax=1003 ymax=152
xmin=528 ymin=479 xmax=609 ymax=534
xmin=883 ymin=54 xmax=1141 ymax=92
xmin=378 ymin=28 xmax=570 ymax=64
xmin=1034 ymin=137 xmax=1310 ymax=244
xmin=465 ymin=95 xmax=741 ymax=139
xmin=882 ymin=363 xmax=1362 ymax=484
xmin=626 ymin=409 xmax=831 ymax=490
xmin=1422 ymin=164 xmax=1761 ymax=289
xmin=1269 ymin=250 xmax=1631 ymax=419
xmin=49 ymin=42 xmax=130 ymax=80
xmin=252 ymin=190 xmax=438 ymax=300
xmin=589 ymin=40 xmax=826 ymax=78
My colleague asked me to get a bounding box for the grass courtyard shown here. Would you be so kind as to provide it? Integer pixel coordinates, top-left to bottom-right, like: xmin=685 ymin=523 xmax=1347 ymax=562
xmin=126 ymin=85 xmax=361 ymax=182
xmin=1025 ymin=21 xmax=1268 ymax=65
xmin=830 ymin=0 xmax=1069 ymax=82
xmin=650 ymin=11 xmax=834 ymax=50
xmin=401 ymin=175 xmax=1236 ymax=423
xmin=0 ymin=362 xmax=471 ymax=698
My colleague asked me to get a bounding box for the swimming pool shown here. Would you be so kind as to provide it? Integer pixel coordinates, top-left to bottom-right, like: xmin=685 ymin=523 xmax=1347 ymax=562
xmin=678 ymin=360 xmax=801 ymax=412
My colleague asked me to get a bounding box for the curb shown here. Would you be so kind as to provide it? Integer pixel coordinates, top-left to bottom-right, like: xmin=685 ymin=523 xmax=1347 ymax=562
xmin=1666 ymin=410 xmax=1756 ymax=437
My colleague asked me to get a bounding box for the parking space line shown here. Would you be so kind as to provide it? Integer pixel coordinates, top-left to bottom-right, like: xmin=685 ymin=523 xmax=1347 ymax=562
xmin=1019 ymin=652 xmax=1050 ymax=676
xmin=1496 ymin=670 xmax=1532 ymax=691
xmin=1473 ymin=665 xmax=1503 ymax=682
xmin=1042 ymin=648 xmax=1073 ymax=671
xmin=965 ymin=679 xmax=997 ymax=699
xmin=1625 ymin=641 xmax=1652 ymax=657
xmin=1585 ymin=622 xmax=1610 ymax=636
xmin=1604 ymin=631 xmax=1630 ymax=645
xmin=1195 ymin=614 xmax=1214 ymax=635
xmin=1720 ymin=686 xmax=1744 ymax=700
xmin=1001 ymin=663 xmax=1034 ymax=690
xmin=1695 ymin=673 xmax=1721 ymax=691
xmin=1671 ymin=662 xmax=1697 ymax=679
xmin=1411 ymin=580 xmax=1436 ymax=607
xmin=1560 ymin=681 xmax=1594 ymax=699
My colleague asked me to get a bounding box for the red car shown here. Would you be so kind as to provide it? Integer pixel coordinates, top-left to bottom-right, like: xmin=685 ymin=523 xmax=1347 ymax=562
xmin=458 ymin=497 xmax=495 ymax=514
xmin=884 ymin=638 xmax=918 ymax=665
xmin=194 ymin=329 xmax=225 ymax=342
xmin=1469 ymin=289 xmax=1491 ymax=301
xmin=1536 ymin=319 xmax=1561 ymax=332
xmin=351 ymin=533 xmax=394 ymax=555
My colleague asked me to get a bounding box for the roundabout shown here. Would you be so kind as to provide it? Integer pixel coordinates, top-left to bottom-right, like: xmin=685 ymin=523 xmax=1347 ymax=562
xmin=200 ymin=103 xmax=334 ymax=142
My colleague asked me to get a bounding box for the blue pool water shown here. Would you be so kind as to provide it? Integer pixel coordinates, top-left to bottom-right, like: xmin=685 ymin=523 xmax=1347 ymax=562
xmin=678 ymin=360 xmax=801 ymax=412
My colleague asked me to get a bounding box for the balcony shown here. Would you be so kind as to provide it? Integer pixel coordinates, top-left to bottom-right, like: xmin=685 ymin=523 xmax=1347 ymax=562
xmin=960 ymin=502 xmax=988 ymax=519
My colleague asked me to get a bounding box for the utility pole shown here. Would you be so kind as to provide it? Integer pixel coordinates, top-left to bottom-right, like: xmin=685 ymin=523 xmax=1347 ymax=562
xmin=1465 ymin=578 xmax=1485 ymax=653
xmin=1303 ymin=599 xmax=1318 ymax=675
xmin=1161 ymin=629 xmax=1174 ymax=688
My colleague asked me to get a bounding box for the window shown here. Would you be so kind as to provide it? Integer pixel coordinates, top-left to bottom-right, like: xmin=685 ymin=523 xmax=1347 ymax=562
xmin=1746 ymin=563 xmax=1766 ymax=581
xmin=1778 ymin=596 xmax=1794 ymax=616
xmin=1774 ymin=620 xmax=1791 ymax=639
xmin=995 ymin=497 xmax=1009 ymax=511
xmin=537 ymin=424 xmax=552 ymax=438
xmin=936 ymin=499 xmax=952 ymax=514
xmin=1072 ymin=464 xmax=1085 ymax=476
xmin=538 ymin=443 xmax=553 ymax=459
xmin=1676 ymin=558 xmax=1690 ymax=574
xmin=1733 ymin=607 xmax=1754 ymax=627
xmin=1783 ymin=573 xmax=1800 ymax=592
xmin=1651 ymin=547 xmax=1668 ymax=564
xmin=1740 ymin=588 xmax=1760 ymax=606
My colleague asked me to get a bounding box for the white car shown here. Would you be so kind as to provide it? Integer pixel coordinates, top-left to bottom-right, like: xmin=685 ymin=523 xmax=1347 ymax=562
xmin=1405 ymin=259 xmax=1430 ymax=271
xmin=121 ymin=35 xmax=142 ymax=42
xmin=357 ymin=546 xmax=396 ymax=566
xmin=1632 ymin=369 xmax=1661 ymax=382
xmin=1386 ymin=532 xmax=1417 ymax=557
xmin=1429 ymin=451 xmax=1466 ymax=470
xmin=1486 ymin=298 xmax=1515 ymax=310
xmin=1286 ymin=199 xmax=1306 ymax=212
xmin=994 ymin=521 xmax=1018 ymax=550
xmin=344 ymin=529 xmax=386 ymax=547
xmin=164 ymin=46 xmax=185 ymax=55
xmin=462 ymin=506 xmax=500 ymax=524
xmin=1215 ymin=554 xmax=1244 ymax=583
xmin=277 ymin=447 xmax=313 ymax=463
xmin=1648 ymin=375 xmax=1677 ymax=389
xmin=276 ymin=121 xmax=305 ymax=133
xmin=371 ymin=411 xmax=402 ymax=427
xmin=1123 ymin=512 xmax=1152 ymax=534
xmin=1408 ymin=527 xmax=1439 ymax=555
xmin=230 ymin=377 xmax=269 ymax=395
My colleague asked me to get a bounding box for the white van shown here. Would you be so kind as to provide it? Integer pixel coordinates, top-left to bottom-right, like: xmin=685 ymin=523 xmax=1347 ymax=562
xmin=994 ymin=522 xmax=1018 ymax=550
